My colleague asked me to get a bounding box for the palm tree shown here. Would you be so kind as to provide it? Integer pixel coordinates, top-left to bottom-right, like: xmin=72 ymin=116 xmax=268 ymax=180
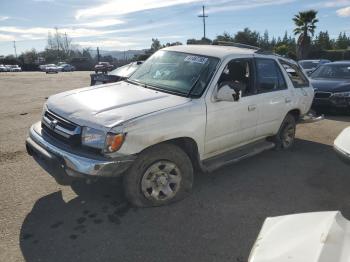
xmin=293 ymin=10 xmax=318 ymax=59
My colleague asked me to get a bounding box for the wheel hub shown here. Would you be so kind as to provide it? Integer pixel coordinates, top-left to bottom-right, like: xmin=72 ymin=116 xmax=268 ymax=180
xmin=141 ymin=160 xmax=182 ymax=202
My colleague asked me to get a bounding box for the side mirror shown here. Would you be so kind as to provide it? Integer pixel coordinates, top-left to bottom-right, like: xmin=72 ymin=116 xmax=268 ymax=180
xmin=215 ymin=83 xmax=240 ymax=102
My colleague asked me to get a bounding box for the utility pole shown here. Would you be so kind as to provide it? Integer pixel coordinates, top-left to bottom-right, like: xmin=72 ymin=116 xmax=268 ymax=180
xmin=97 ymin=47 xmax=100 ymax=62
xmin=13 ymin=40 xmax=17 ymax=58
xmin=198 ymin=5 xmax=208 ymax=39
xmin=64 ymin=32 xmax=69 ymax=55
xmin=55 ymin=27 xmax=60 ymax=61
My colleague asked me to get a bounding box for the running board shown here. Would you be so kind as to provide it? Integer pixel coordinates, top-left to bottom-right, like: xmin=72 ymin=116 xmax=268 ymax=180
xmin=202 ymin=140 xmax=276 ymax=173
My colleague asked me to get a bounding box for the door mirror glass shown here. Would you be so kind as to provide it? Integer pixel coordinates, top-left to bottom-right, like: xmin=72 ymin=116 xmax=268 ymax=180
xmin=216 ymin=84 xmax=240 ymax=102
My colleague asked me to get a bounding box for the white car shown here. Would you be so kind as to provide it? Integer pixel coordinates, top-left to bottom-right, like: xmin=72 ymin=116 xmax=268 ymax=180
xmin=0 ymin=64 xmax=7 ymax=72
xmin=44 ymin=64 xmax=60 ymax=74
xmin=249 ymin=211 xmax=350 ymax=262
xmin=8 ymin=65 xmax=22 ymax=72
xmin=26 ymin=45 xmax=314 ymax=207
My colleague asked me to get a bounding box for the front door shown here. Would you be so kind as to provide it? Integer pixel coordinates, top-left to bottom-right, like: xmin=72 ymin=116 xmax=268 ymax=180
xmin=205 ymin=58 xmax=259 ymax=158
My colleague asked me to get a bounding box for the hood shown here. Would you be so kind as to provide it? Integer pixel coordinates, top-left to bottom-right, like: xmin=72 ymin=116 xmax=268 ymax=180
xmin=249 ymin=211 xmax=350 ymax=262
xmin=46 ymin=81 xmax=190 ymax=129
xmin=310 ymin=78 xmax=350 ymax=93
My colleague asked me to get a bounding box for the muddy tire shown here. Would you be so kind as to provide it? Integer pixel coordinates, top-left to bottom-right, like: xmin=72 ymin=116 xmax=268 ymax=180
xmin=123 ymin=143 xmax=193 ymax=207
xmin=272 ymin=114 xmax=296 ymax=150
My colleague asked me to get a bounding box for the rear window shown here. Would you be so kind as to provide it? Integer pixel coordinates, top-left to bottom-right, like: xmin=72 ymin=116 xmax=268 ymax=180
xmin=256 ymin=58 xmax=287 ymax=93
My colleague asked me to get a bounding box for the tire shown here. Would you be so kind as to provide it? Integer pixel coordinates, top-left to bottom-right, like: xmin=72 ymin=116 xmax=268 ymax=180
xmin=123 ymin=143 xmax=194 ymax=207
xmin=271 ymin=114 xmax=296 ymax=150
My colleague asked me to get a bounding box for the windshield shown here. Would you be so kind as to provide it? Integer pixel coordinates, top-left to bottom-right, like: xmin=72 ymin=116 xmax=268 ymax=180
xmin=299 ymin=61 xmax=319 ymax=69
xmin=310 ymin=64 xmax=350 ymax=79
xmin=129 ymin=50 xmax=219 ymax=96
xmin=110 ymin=63 xmax=141 ymax=78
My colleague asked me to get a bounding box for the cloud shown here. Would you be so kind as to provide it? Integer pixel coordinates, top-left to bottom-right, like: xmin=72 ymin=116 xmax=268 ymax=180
xmin=75 ymin=0 xmax=202 ymax=20
xmin=309 ymin=0 xmax=350 ymax=8
xmin=76 ymin=18 xmax=125 ymax=28
xmin=337 ymin=6 xmax=350 ymax=16
xmin=0 ymin=26 xmax=113 ymax=38
xmin=0 ymin=33 xmax=14 ymax=41
xmin=76 ymin=38 xmax=137 ymax=48
xmin=323 ymin=0 xmax=350 ymax=7
xmin=205 ymin=0 xmax=296 ymax=13
xmin=0 ymin=16 xmax=9 ymax=21
xmin=0 ymin=22 xmax=172 ymax=42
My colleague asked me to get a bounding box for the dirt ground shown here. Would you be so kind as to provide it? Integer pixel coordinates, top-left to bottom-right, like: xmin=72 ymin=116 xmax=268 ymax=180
xmin=1 ymin=72 xmax=350 ymax=262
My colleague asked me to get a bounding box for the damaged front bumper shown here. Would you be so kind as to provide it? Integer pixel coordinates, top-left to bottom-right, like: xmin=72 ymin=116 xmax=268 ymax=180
xmin=26 ymin=122 xmax=135 ymax=184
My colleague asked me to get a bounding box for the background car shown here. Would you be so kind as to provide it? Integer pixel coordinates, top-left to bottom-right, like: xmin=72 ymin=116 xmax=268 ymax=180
xmin=299 ymin=59 xmax=331 ymax=75
xmin=58 ymin=64 xmax=75 ymax=72
xmin=90 ymin=61 xmax=143 ymax=86
xmin=8 ymin=65 xmax=22 ymax=72
xmin=94 ymin=61 xmax=114 ymax=73
xmin=310 ymin=61 xmax=350 ymax=113
xmin=0 ymin=64 xmax=8 ymax=72
xmin=44 ymin=64 xmax=60 ymax=74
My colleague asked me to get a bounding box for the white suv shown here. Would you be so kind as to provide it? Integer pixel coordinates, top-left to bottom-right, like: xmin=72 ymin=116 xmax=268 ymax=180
xmin=26 ymin=45 xmax=314 ymax=207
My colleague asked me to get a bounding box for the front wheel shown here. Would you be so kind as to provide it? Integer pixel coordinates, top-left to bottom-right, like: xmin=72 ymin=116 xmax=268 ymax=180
xmin=272 ymin=114 xmax=296 ymax=150
xmin=123 ymin=143 xmax=193 ymax=207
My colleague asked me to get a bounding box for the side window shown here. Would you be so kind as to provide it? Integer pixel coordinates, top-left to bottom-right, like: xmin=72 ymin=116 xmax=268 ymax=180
xmin=256 ymin=58 xmax=287 ymax=93
xmin=279 ymin=59 xmax=309 ymax=88
xmin=217 ymin=59 xmax=255 ymax=97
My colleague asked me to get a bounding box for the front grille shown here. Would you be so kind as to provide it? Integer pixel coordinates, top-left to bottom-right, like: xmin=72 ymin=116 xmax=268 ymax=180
xmin=42 ymin=110 xmax=81 ymax=146
xmin=314 ymin=92 xmax=332 ymax=99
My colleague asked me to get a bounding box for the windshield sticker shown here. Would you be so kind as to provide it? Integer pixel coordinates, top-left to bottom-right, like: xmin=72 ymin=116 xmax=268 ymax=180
xmin=184 ymin=55 xmax=208 ymax=64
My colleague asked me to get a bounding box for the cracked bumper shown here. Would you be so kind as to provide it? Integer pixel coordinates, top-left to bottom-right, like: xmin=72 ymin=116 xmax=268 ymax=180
xmin=26 ymin=122 xmax=135 ymax=181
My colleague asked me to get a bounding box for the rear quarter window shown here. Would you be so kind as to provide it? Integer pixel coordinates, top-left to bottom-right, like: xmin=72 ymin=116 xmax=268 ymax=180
xmin=279 ymin=59 xmax=309 ymax=88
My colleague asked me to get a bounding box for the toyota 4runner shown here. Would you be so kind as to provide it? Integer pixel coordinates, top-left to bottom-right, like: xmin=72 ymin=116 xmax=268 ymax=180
xmin=26 ymin=45 xmax=314 ymax=207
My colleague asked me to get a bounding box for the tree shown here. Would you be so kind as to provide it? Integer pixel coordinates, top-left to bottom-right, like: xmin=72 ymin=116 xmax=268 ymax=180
xmin=259 ymin=30 xmax=271 ymax=50
xmin=187 ymin=37 xmax=212 ymax=45
xmin=150 ymin=38 xmax=162 ymax=52
xmin=213 ymin=32 xmax=234 ymax=44
xmin=274 ymin=44 xmax=289 ymax=56
xmin=293 ymin=10 xmax=319 ymax=59
xmin=335 ymin=32 xmax=349 ymax=50
xmin=233 ymin=28 xmax=260 ymax=47
xmin=314 ymin=31 xmax=333 ymax=50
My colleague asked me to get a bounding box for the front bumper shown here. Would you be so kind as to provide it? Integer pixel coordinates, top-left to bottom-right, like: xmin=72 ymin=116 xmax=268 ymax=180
xmin=313 ymin=96 xmax=350 ymax=110
xmin=26 ymin=122 xmax=135 ymax=181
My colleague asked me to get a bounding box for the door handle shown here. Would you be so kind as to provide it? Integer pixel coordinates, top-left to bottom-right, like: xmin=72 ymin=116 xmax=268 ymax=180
xmin=248 ymin=105 xmax=256 ymax=112
xmin=285 ymin=97 xmax=292 ymax=103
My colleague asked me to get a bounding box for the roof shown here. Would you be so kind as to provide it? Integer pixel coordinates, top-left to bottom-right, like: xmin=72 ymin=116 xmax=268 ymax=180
xmin=162 ymin=45 xmax=257 ymax=59
xmin=331 ymin=60 xmax=350 ymax=64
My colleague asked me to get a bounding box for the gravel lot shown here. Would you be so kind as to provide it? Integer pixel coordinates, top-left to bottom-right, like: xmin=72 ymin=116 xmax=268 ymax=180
xmin=1 ymin=72 xmax=350 ymax=262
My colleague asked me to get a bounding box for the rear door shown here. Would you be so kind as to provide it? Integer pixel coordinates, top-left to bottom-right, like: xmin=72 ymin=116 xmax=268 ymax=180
xmin=254 ymin=58 xmax=292 ymax=138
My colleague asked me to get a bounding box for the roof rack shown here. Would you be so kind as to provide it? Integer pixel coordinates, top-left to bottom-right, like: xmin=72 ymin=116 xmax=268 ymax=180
xmin=213 ymin=41 xmax=260 ymax=51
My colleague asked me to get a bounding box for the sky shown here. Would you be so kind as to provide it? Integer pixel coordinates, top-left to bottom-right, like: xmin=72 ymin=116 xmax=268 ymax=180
xmin=0 ymin=0 xmax=350 ymax=56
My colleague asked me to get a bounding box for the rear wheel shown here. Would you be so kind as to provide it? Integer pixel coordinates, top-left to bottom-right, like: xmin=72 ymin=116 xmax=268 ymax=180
xmin=123 ymin=143 xmax=193 ymax=207
xmin=272 ymin=114 xmax=296 ymax=150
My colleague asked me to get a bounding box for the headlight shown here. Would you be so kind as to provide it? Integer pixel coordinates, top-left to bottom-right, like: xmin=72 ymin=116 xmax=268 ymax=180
xmin=42 ymin=103 xmax=48 ymax=115
xmin=82 ymin=126 xmax=125 ymax=153
xmin=81 ymin=127 xmax=106 ymax=149
xmin=105 ymin=133 xmax=125 ymax=153
xmin=333 ymin=92 xmax=350 ymax=97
